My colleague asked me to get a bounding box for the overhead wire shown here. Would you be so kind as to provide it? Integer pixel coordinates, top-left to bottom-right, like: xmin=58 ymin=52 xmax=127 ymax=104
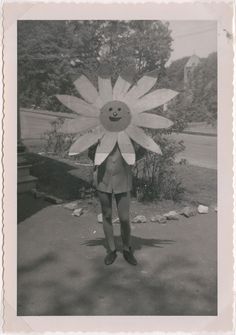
xmin=173 ymin=26 xmax=216 ymax=39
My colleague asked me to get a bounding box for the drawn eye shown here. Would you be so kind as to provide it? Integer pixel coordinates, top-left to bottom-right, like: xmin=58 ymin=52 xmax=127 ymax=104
xmin=118 ymin=107 xmax=121 ymax=111
xmin=109 ymin=107 xmax=113 ymax=111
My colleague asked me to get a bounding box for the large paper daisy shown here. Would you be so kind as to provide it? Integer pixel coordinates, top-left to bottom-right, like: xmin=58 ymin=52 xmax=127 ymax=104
xmin=56 ymin=66 xmax=178 ymax=165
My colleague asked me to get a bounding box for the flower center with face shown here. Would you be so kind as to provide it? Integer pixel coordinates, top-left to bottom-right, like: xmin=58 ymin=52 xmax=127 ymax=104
xmin=99 ymin=100 xmax=132 ymax=132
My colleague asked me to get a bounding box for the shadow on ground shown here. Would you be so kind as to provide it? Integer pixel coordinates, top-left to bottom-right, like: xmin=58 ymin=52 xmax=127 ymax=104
xmin=26 ymin=153 xmax=92 ymax=200
xmin=17 ymin=237 xmax=216 ymax=316
xmin=18 ymin=192 xmax=51 ymax=223
xmin=83 ymin=235 xmax=175 ymax=252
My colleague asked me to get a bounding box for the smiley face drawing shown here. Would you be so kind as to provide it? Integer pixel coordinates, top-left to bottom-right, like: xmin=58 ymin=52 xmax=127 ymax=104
xmin=100 ymin=101 xmax=132 ymax=132
xmin=56 ymin=66 xmax=178 ymax=165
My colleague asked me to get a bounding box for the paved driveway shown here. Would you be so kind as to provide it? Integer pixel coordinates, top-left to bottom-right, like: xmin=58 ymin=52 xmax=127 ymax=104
xmin=18 ymin=196 xmax=217 ymax=316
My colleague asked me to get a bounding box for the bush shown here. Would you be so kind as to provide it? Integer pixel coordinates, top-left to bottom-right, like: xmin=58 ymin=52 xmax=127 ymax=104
xmin=43 ymin=117 xmax=75 ymax=157
xmin=133 ymin=132 xmax=185 ymax=201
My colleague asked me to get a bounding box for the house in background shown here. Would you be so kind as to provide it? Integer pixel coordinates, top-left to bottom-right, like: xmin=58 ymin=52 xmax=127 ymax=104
xmin=164 ymin=54 xmax=201 ymax=112
xmin=184 ymin=54 xmax=201 ymax=89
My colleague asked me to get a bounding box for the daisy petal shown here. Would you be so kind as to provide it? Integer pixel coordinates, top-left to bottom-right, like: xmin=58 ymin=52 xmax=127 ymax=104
xmin=123 ymin=70 xmax=158 ymax=103
xmin=69 ymin=126 xmax=105 ymax=156
xmin=118 ymin=131 xmax=135 ymax=165
xmin=94 ymin=132 xmax=118 ymax=165
xmin=113 ymin=65 xmax=136 ymax=100
xmin=125 ymin=125 xmax=162 ymax=155
xmin=133 ymin=113 xmax=173 ymax=129
xmin=74 ymin=74 xmax=101 ymax=104
xmin=134 ymin=89 xmax=178 ymax=113
xmin=56 ymin=95 xmax=99 ymax=117
xmin=60 ymin=117 xmax=100 ymax=134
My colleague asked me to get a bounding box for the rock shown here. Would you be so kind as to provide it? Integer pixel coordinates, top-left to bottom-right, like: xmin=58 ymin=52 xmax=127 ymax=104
xmin=112 ymin=217 xmax=120 ymax=224
xmin=163 ymin=211 xmax=179 ymax=220
xmin=181 ymin=206 xmax=197 ymax=218
xmin=150 ymin=215 xmax=167 ymax=224
xmin=132 ymin=215 xmax=147 ymax=223
xmin=97 ymin=213 xmax=103 ymax=223
xmin=72 ymin=208 xmax=84 ymax=217
xmin=198 ymin=205 xmax=209 ymax=214
xmin=44 ymin=194 xmax=63 ymax=204
xmin=141 ymin=270 xmax=148 ymax=275
xmin=64 ymin=201 xmax=80 ymax=210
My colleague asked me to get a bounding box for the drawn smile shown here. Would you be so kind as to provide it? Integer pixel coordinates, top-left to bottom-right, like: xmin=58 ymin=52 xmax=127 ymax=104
xmin=109 ymin=116 xmax=122 ymax=122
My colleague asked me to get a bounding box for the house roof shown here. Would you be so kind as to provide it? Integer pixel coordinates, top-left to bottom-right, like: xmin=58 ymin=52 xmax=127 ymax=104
xmin=185 ymin=54 xmax=200 ymax=68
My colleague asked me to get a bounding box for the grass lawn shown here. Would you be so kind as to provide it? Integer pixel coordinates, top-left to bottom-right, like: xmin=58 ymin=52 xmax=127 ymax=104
xmin=175 ymin=164 xmax=217 ymax=206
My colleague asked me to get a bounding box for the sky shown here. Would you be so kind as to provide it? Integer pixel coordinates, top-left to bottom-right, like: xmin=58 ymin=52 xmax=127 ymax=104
xmin=167 ymin=21 xmax=217 ymax=64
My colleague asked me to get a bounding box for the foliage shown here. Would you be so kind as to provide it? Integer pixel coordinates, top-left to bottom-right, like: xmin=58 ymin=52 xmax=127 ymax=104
xmin=43 ymin=118 xmax=75 ymax=157
xmin=18 ymin=20 xmax=172 ymax=110
xmin=133 ymin=132 xmax=185 ymax=201
xmin=165 ymin=93 xmax=191 ymax=132
xmin=163 ymin=56 xmax=189 ymax=91
xmin=190 ymin=53 xmax=217 ymax=124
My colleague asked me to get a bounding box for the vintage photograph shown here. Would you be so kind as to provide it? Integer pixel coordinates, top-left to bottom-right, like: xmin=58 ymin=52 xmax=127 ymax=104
xmin=16 ymin=19 xmax=218 ymax=316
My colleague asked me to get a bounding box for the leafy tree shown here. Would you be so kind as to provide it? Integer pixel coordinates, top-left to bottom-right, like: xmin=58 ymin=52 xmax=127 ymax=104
xmin=99 ymin=21 xmax=172 ymax=79
xmin=164 ymin=56 xmax=189 ymax=91
xmin=18 ymin=20 xmax=173 ymax=110
xmin=18 ymin=21 xmax=102 ymax=111
xmin=190 ymin=52 xmax=217 ymax=124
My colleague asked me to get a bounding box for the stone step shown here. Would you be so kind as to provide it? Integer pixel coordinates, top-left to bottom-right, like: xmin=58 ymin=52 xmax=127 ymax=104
xmin=18 ymin=164 xmax=32 ymax=178
xmin=18 ymin=175 xmax=38 ymax=193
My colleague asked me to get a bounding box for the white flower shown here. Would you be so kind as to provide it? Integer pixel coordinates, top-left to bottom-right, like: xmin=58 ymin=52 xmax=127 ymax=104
xmin=56 ymin=66 xmax=178 ymax=165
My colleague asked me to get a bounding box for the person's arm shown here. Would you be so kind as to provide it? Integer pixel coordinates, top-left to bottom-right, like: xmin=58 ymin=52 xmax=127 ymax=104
xmin=133 ymin=142 xmax=146 ymax=162
xmin=88 ymin=144 xmax=98 ymax=187
xmin=88 ymin=144 xmax=97 ymax=163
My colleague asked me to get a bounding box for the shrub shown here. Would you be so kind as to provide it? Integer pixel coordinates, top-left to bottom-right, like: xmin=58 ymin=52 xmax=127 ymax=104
xmin=133 ymin=132 xmax=185 ymax=201
xmin=43 ymin=117 xmax=75 ymax=157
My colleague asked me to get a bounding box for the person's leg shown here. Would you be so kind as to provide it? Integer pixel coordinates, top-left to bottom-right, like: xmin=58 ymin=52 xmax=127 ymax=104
xmin=115 ymin=192 xmax=131 ymax=251
xmin=97 ymin=191 xmax=116 ymax=252
xmin=115 ymin=192 xmax=137 ymax=265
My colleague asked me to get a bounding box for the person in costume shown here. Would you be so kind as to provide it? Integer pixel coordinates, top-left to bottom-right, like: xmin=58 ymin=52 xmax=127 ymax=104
xmin=88 ymin=142 xmax=145 ymax=265
xmin=56 ymin=65 xmax=178 ymax=265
